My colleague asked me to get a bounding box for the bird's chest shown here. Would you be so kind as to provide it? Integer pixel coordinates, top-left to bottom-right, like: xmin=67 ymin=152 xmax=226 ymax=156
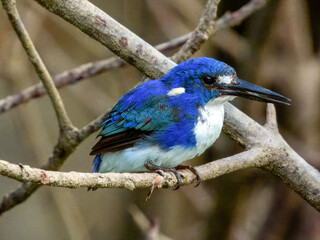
xmin=193 ymin=102 xmax=225 ymax=155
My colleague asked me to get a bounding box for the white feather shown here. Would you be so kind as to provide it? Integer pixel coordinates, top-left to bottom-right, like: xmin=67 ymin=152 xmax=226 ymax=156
xmin=167 ymin=87 xmax=185 ymax=96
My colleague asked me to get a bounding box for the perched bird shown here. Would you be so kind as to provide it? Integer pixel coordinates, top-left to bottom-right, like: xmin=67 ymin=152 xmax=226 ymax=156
xmin=90 ymin=57 xmax=290 ymax=189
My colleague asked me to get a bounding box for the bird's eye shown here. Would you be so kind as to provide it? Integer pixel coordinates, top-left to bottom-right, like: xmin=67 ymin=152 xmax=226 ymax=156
xmin=200 ymin=74 xmax=217 ymax=85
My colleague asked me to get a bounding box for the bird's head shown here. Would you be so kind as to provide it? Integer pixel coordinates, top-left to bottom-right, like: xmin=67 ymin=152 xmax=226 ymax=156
xmin=165 ymin=57 xmax=291 ymax=105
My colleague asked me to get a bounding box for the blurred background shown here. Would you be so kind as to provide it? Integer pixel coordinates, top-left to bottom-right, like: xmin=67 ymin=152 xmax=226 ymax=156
xmin=0 ymin=0 xmax=319 ymax=239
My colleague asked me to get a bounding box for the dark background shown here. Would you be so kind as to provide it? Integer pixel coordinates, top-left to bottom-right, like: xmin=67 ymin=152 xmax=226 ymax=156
xmin=0 ymin=0 xmax=319 ymax=239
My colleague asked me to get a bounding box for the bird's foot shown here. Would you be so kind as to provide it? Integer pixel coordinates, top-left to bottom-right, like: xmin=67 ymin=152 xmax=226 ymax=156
xmin=175 ymin=165 xmax=201 ymax=187
xmin=144 ymin=161 xmax=182 ymax=190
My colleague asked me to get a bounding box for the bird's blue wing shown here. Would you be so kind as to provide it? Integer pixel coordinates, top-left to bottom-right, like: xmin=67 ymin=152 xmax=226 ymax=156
xmin=90 ymin=81 xmax=178 ymax=155
xmin=98 ymin=96 xmax=173 ymax=136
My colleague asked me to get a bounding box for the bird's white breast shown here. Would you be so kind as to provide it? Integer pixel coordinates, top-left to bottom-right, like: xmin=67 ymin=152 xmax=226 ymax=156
xmin=193 ymin=98 xmax=225 ymax=156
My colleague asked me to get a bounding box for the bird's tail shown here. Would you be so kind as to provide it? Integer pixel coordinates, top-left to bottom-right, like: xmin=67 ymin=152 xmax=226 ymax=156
xmin=88 ymin=154 xmax=102 ymax=191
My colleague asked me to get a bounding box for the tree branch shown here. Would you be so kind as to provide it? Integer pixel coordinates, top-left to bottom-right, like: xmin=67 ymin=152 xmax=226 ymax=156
xmin=1 ymin=0 xmax=73 ymax=131
xmin=0 ymin=57 xmax=123 ymax=114
xmin=0 ymin=148 xmax=265 ymax=190
xmin=223 ymin=103 xmax=320 ymax=210
xmin=0 ymin=0 xmax=268 ymax=115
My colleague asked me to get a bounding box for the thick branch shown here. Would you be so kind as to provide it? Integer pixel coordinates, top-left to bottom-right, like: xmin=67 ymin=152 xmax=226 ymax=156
xmin=223 ymin=102 xmax=269 ymax=148
xmin=265 ymin=141 xmax=320 ymax=211
xmin=1 ymin=0 xmax=72 ymax=130
xmin=223 ymin=103 xmax=320 ymax=210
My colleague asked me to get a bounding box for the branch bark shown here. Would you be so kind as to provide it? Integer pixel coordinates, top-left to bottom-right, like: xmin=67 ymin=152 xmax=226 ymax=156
xmin=0 ymin=148 xmax=266 ymax=190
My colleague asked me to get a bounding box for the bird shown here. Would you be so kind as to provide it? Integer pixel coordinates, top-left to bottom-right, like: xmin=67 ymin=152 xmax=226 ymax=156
xmin=89 ymin=57 xmax=290 ymax=189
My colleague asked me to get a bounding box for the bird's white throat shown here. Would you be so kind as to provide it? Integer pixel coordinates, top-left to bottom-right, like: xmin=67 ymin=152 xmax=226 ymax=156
xmin=193 ymin=96 xmax=234 ymax=155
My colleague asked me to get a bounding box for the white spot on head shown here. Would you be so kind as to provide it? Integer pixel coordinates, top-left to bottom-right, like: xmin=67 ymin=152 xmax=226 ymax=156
xmin=217 ymin=75 xmax=233 ymax=84
xmin=167 ymin=87 xmax=185 ymax=96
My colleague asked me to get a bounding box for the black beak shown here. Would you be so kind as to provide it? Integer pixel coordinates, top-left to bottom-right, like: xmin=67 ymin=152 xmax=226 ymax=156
xmin=219 ymin=78 xmax=291 ymax=105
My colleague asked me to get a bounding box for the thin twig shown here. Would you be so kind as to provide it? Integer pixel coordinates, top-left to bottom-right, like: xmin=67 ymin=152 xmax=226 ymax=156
xmin=216 ymin=0 xmax=268 ymax=29
xmin=171 ymin=0 xmax=221 ymax=63
xmin=171 ymin=0 xmax=268 ymax=63
xmin=265 ymin=103 xmax=278 ymax=132
xmin=78 ymin=112 xmax=110 ymax=140
xmin=1 ymin=0 xmax=72 ymax=130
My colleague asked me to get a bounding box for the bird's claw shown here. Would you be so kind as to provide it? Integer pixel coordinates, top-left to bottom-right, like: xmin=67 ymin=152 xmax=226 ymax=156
xmin=144 ymin=162 xmax=201 ymax=189
xmin=144 ymin=161 xmax=182 ymax=190
xmin=155 ymin=169 xmax=165 ymax=177
xmin=175 ymin=165 xmax=201 ymax=187
xmin=171 ymin=170 xmax=182 ymax=190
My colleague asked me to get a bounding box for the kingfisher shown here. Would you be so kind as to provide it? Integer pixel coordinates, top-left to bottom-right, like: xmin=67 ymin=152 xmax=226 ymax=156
xmin=90 ymin=57 xmax=290 ymax=189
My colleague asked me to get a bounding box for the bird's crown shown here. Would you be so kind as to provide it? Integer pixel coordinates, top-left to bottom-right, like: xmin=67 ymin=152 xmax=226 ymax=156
xmin=163 ymin=57 xmax=237 ymax=90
